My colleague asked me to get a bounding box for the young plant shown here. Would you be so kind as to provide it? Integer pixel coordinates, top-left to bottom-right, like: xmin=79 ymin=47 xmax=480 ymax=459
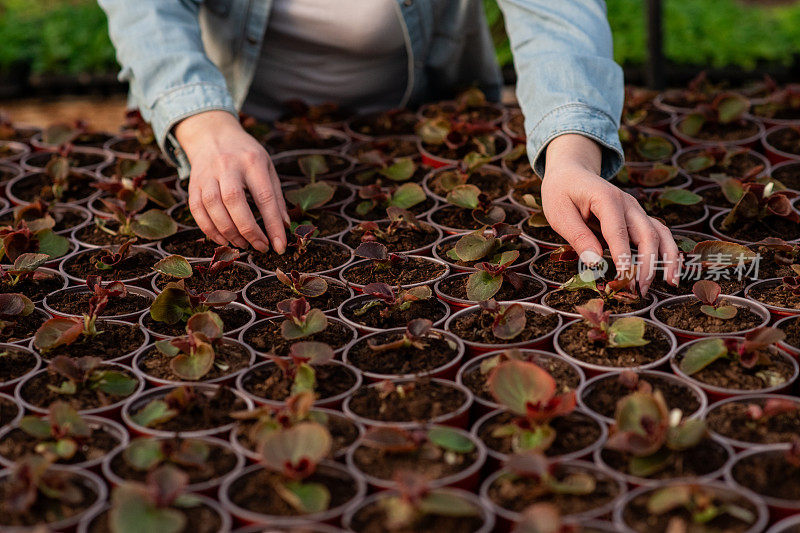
xmin=445 ymin=223 xmax=523 ymax=263
xmin=429 ymin=158 xmax=493 ymax=197
xmin=354 ymin=182 xmax=426 ymax=217
xmin=149 ymin=278 xmax=236 ymax=326
xmin=122 ymin=437 xmax=211 ymax=474
xmin=153 ymin=246 xmax=239 ymax=286
xmin=561 ymin=268 xmax=640 ymax=305
xmin=153 ymin=311 xmax=226 ymax=381
xmin=284 ymin=180 xmax=336 ymax=216
xmin=478 ymin=299 xmax=528 ymax=340
xmin=354 ymin=149 xmax=417 ymax=183
xmin=42 ymin=149 xmax=75 ymax=202
xmin=0 ymin=218 xmax=69 ymax=262
xmin=355 ymin=283 xmax=432 ymax=317
xmin=41 ymin=355 xmax=137 ymax=397
xmin=96 ymin=158 xmax=177 ymax=208
xmin=18 ymin=401 xmax=92 ymax=461
xmin=256 ymin=422 xmax=333 ymax=513
xmin=466 ymin=250 xmax=523 ymax=301
xmin=692 ymin=280 xmax=738 ymax=319
xmin=504 ymin=453 xmax=597 ymax=500
xmin=575 ymin=298 xmax=650 ymax=347
xmin=121 ymin=109 xmax=158 ymax=152
xmin=780 ymin=264 xmax=800 ymax=297
xmin=91 ymin=239 xmax=136 ymax=271
xmin=268 ymin=341 xmax=335 ymax=397
xmin=0 ymin=292 xmax=34 ymax=333
xmin=354 ymin=242 xmax=409 ymax=271
xmin=367 ymin=318 xmax=436 ymax=352
xmin=416 ymin=115 xmax=499 ymax=160
xmin=646 ymin=484 xmax=755 ymax=528
xmin=95 ymin=195 xmax=177 ymax=241
xmin=618 ymin=126 xmax=676 ymax=161
xmin=2 ymin=455 xmax=84 ymax=517
xmin=720 ymin=182 xmax=800 ymax=231
xmin=605 ymin=390 xmax=707 ymax=477
xmin=131 ymin=386 xmax=216 ymax=429
xmin=752 ymin=84 xmax=800 ymax=119
xmin=109 ymin=465 xmax=202 ymax=533
xmin=511 ymin=503 xmax=578 ymax=533
xmin=745 ymin=398 xmax=798 ymax=426
xmin=615 ymin=164 xmax=681 ymax=188
xmin=231 ymin=391 xmax=320 ymax=444
xmin=445 ymin=184 xmax=507 ymax=226
xmin=634 ymin=188 xmax=704 ymax=213
xmin=360 ymin=425 xmax=476 ymax=460
xmin=287 ymin=224 xmax=318 ymax=257
xmin=677 ymin=92 xmax=751 ymax=137
xmin=277 ymin=297 xmax=328 ymax=340
xmin=275 ymin=268 xmax=329 ymax=299
xmin=755 ymin=237 xmax=800 ymax=269
xmin=355 ymin=207 xmax=435 ymax=243
xmin=679 ymin=327 xmax=787 ymax=387
xmin=488 ymin=359 xmax=577 ymax=453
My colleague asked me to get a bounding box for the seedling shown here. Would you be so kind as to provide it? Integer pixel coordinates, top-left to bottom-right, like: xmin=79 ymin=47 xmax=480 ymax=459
xmin=2 ymin=455 xmax=83 ymax=516
xmin=0 ymin=219 xmax=69 ymax=262
xmin=275 ymin=268 xmax=329 ymax=298
xmin=256 ymin=422 xmax=333 ymax=513
xmin=781 ymin=264 xmax=800 ymax=296
xmin=267 ymin=341 xmax=335 ymax=397
xmin=478 ymin=299 xmax=527 ymax=340
xmin=445 ymin=184 xmax=507 ymax=226
xmin=367 ymin=318 xmax=437 ymax=352
xmin=92 ymin=239 xmax=136 ymax=271
xmin=677 ymin=92 xmax=751 ymax=137
xmin=753 ymin=84 xmax=800 ymax=119
xmin=122 ymin=437 xmax=211 ymax=473
xmin=149 ymin=278 xmax=236 ymax=326
xmin=288 ymin=224 xmax=318 ymax=256
xmin=109 ymin=465 xmax=202 ymax=533
xmin=42 ymin=148 xmax=76 ymax=202
xmin=745 ymin=398 xmax=798 ymax=427
xmin=755 ymin=238 xmax=800 ymax=268
xmin=618 ymin=126 xmax=676 ymax=161
xmin=354 ymin=149 xmax=417 ymax=183
xmin=355 ymin=207 xmax=435 ymax=244
xmin=94 ymin=195 xmax=177 ymax=241
xmin=284 ymin=181 xmax=336 ymax=215
xmin=18 ymin=401 xmax=92 ymax=461
xmin=0 ymin=292 xmax=34 ymax=333
xmin=355 ymin=283 xmax=432 ymax=317
xmin=445 ymin=223 xmax=524 ymax=263
xmin=153 ymin=311 xmax=226 ymax=381
xmin=360 ymin=425 xmax=475 ymax=459
xmin=277 ymin=297 xmax=328 ymax=340
xmin=605 ymin=390 xmax=707 ymax=477
xmin=122 ymin=109 xmax=157 ymax=150
xmin=153 ymin=246 xmax=239 ymax=286
xmin=488 ymin=359 xmax=576 ymax=453
xmin=96 ymin=158 xmax=177 ymax=208
xmin=504 ymin=453 xmax=597 ymax=499
xmin=354 ymin=242 xmax=409 ymax=270
xmin=549 ymin=245 xmax=579 ymax=263
xmin=131 ymin=386 xmax=210 ymax=428
xmin=511 ymin=503 xmax=577 ymax=533
xmin=561 ymin=268 xmax=640 ymax=305
xmin=615 ymin=164 xmax=680 ymax=188
xmin=38 ymin=356 xmax=137 ymax=397
xmin=519 ymin=191 xmax=550 ymax=229
xmin=646 ymin=484 xmax=755 ymax=528
xmin=633 ymin=187 xmax=704 ymax=213
xmin=679 ymin=327 xmax=787 ymax=387
xmin=575 ymin=299 xmax=650 ymax=347
xmin=721 ymin=182 xmax=800 ymax=231
xmin=416 ymin=115 xmax=499 ymax=161
xmin=231 ymin=391 xmax=321 ymax=444
xmin=429 ymin=159 xmax=493 ymax=198
xmin=466 ymin=250 xmax=523 ymax=301
xmin=692 ymin=280 xmax=738 ymax=320
xmin=354 ymin=182 xmax=426 ymax=217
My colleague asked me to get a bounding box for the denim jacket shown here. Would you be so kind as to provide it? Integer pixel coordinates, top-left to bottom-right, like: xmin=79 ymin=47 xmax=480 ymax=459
xmin=98 ymin=0 xmax=624 ymax=180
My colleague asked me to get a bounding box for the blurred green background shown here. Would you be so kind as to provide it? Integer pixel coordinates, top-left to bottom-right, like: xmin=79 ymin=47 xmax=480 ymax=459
xmin=1 ymin=0 xmax=800 ymax=81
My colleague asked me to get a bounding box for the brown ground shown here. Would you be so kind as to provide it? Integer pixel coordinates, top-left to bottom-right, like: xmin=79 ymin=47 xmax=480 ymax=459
xmin=0 ymin=95 xmax=127 ymax=132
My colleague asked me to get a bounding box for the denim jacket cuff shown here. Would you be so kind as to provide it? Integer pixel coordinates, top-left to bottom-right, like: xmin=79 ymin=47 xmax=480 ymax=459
xmin=528 ymin=103 xmax=624 ymax=181
xmin=149 ymin=82 xmax=238 ymax=178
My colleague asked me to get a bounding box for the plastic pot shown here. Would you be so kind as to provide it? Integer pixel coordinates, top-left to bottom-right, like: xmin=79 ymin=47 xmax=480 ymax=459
xmin=0 ymin=391 xmax=23 ymax=426
xmin=774 ymin=314 xmax=800 ymax=357
xmin=744 ymin=278 xmax=800 ymax=318
xmin=670 ymin=115 xmax=765 ymax=149
xmin=270 ymin=149 xmax=357 ymax=181
xmin=767 ymin=513 xmax=800 ymax=533
xmin=434 ymin=271 xmax=547 ymax=309
xmin=150 ymin=259 xmax=261 ymax=296
xmin=762 ymin=124 xmax=800 ymax=164
xmin=249 ymin=237 xmax=355 ymax=277
xmin=426 ymin=201 xmax=527 ymax=236
xmin=0 ymin=140 xmax=30 ymax=163
xmin=4 ymin=307 xmax=50 ymax=347
xmin=703 ymin=393 xmax=800 ymax=450
xmin=156 ymin=228 xmax=249 ymax=262
xmin=417 ymin=131 xmax=512 ymax=169
xmin=672 ymin=145 xmax=771 ymax=188
xmin=242 ymin=273 xmax=354 ymax=317
xmin=542 ymin=289 xmax=658 ymax=320
xmin=338 ymin=254 xmax=450 ymax=291
xmin=43 ymin=284 xmax=155 ymax=323
xmin=264 ymin=126 xmax=351 ymax=155
xmin=0 ymin=161 xmax=24 ymax=188
xmin=77 ymin=496 xmax=232 ymax=533
xmin=238 ymin=315 xmax=358 ymax=359
xmin=338 ymin=217 xmax=443 ymax=256
xmin=422 ymin=163 xmax=514 ymax=204
xmin=444 ymin=302 xmax=562 ymax=356
xmin=140 ymin=301 xmax=256 ymax=341
xmin=59 ymin=245 xmax=166 ymax=285
xmin=32 ymin=319 xmax=149 ymax=366
xmin=20 ymin=146 xmax=113 ymax=173
xmin=709 ymin=209 xmax=800 ymax=246
xmin=432 ymin=232 xmax=539 ymax=274
xmin=337 ymin=293 xmax=451 ymax=334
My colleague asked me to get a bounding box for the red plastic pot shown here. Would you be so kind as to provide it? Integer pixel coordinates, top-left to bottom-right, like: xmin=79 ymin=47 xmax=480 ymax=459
xmin=237 ymin=315 xmax=358 ymax=359
xmin=249 ymin=237 xmax=355 ymax=277
xmin=242 ymin=273 xmax=353 ymax=317
xmin=417 ymin=131 xmax=512 ymax=169
xmin=708 ymin=209 xmax=800 ymax=246
xmin=704 ymin=393 xmax=800 ymax=451
xmin=5 ymin=169 xmax=102 ymax=207
xmin=426 ymin=201 xmax=527 ymax=236
xmin=433 ymin=271 xmax=546 ymax=310
xmin=543 ymin=288 xmax=658 ymax=321
xmin=140 ymin=301 xmax=256 ymax=341
xmin=432 ymin=232 xmax=539 ymax=274
xmin=774 ymin=314 xmax=800 ymax=357
xmin=31 ymin=319 xmax=149 ymax=366
xmin=762 ymin=124 xmax=800 ymax=164
xmin=150 ymin=259 xmax=261 ymax=298
xmin=672 ymin=144 xmax=771 ymax=188
xmin=337 ymin=293 xmax=451 ymax=335
xmin=43 ymin=285 xmax=155 ymax=323
xmin=337 ymin=217 xmax=443 ymax=256
xmin=338 ymin=254 xmax=449 ymax=292
xmin=744 ymin=278 xmax=800 ymax=318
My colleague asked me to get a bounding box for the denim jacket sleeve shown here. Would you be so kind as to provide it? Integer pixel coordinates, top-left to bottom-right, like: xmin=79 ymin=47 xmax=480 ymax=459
xmin=98 ymin=0 xmax=238 ymax=170
xmin=497 ymin=0 xmax=624 ymax=179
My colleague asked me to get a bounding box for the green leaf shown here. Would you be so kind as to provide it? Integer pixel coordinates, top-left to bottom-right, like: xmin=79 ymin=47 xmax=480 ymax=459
xmin=131 ymin=400 xmax=178 ymax=428
xmin=721 ymin=178 xmax=746 ymax=204
xmin=34 ymin=317 xmax=84 ymax=351
xmin=298 ymin=155 xmax=329 ymax=181
xmin=132 ymin=209 xmax=178 ymax=240
xmin=628 ymin=448 xmax=672 ymax=477
xmin=389 ymin=183 xmax=426 ymax=210
xmin=110 ymin=485 xmax=187 ymax=533
xmin=658 ymin=189 xmax=702 ymax=207
xmin=492 ymin=303 xmax=527 ymax=340
xmin=186 ymin=311 xmax=223 ymax=340
xmin=515 ymin=425 xmax=556 ymax=453
xmin=123 ymin=438 xmax=166 ymax=471
xmin=608 ymin=317 xmax=650 ymax=348
xmin=666 ymin=419 xmax=707 ymax=451
xmin=291 ymin=363 xmax=316 ymax=395
xmin=488 ymin=359 xmax=556 ymax=416
xmin=36 ymin=229 xmax=69 ymax=259
xmin=416 ymin=118 xmax=451 ymax=145
xmin=12 ymin=253 xmax=50 ymax=272
xmin=150 ymin=287 xmax=191 ymax=325
xmin=276 ymin=481 xmax=331 ymax=514
xmin=680 ymin=338 xmax=728 ymax=376
xmin=699 ymin=304 xmax=738 ymax=320
xmin=547 ymin=472 xmax=597 ymax=495
xmin=691 ymin=240 xmax=756 ymax=267
xmin=717 ymin=94 xmax=749 ymax=123
xmin=453 ymin=231 xmax=495 ymax=262
xmin=258 ymin=422 xmax=332 ymax=476
xmin=446 ymin=184 xmax=480 ymax=209
xmin=427 ymin=427 xmax=475 ymax=453
xmin=379 ymin=158 xmax=416 ymax=182
xmin=419 ymin=491 xmax=481 ymax=518
xmin=466 ymin=270 xmax=502 ymax=301
xmin=285 ymin=181 xmax=336 ymax=212
xmin=19 ymin=416 xmax=53 ymax=439
xmin=50 ymin=401 xmax=90 ymax=437
xmin=684 ymin=154 xmax=716 ymax=173
xmin=142 ymin=182 xmax=177 ymax=208
xmin=281 ymin=309 xmax=328 ymax=340
xmin=647 ymin=485 xmax=693 ymax=514
xmin=170 ymin=342 xmax=215 ymax=380
xmin=153 ymin=255 xmax=193 ymax=279
xmin=636 ymin=135 xmax=674 ymax=161
xmin=678 ymin=113 xmax=706 ymax=137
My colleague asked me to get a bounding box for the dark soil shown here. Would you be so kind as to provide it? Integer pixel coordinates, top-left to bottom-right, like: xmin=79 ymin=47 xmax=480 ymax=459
xmin=87 ymin=502 xmax=222 ymax=533
xmin=62 ymin=247 xmax=161 ymax=282
xmin=348 ymin=110 xmax=419 ymax=137
xmin=228 ymin=465 xmax=358 ymax=517
xmin=621 ymin=488 xmax=757 ymax=533
xmin=341 ymin=297 xmax=446 ymax=329
xmin=506 ymin=111 xmax=525 ymax=138
xmin=154 ymin=263 xmax=257 ymax=293
xmin=100 ymin=157 xmax=176 ymax=181
xmin=748 ymin=280 xmax=800 ymax=310
xmin=241 ymin=318 xmax=354 ymax=357
xmin=706 ymin=399 xmax=800 ymax=445
xmin=529 ymin=255 xmax=603 ymax=285
xmin=677 ymin=150 xmax=763 ymax=180
xmin=46 ymin=289 xmax=150 ymax=317
xmin=681 ymin=118 xmax=760 ymax=142
xmin=137 ymin=342 xmax=251 ymax=382
xmin=430 ymin=204 xmax=525 ymax=231
xmin=423 ymin=136 xmax=508 ymax=164
xmin=428 ymin=167 xmax=511 ymax=200
xmin=161 ymin=229 xmax=244 ymax=258
xmin=675 ymin=347 xmax=795 ymax=390
xmin=544 ymin=289 xmax=652 ymax=315
xmin=264 ymin=130 xmax=347 ymax=154
xmin=768 ymin=126 xmax=800 ymax=155
xmin=0 ymin=395 xmax=19 ymax=426
xmin=0 ymin=426 xmax=120 ymax=465
xmin=142 ymin=306 xmax=251 ymax=337
xmin=74 ymin=222 xmax=160 ymax=246
xmin=557 ymin=322 xmax=672 ymax=368
xmin=521 ymin=223 xmax=568 ymax=245
xmin=751 ymin=248 xmax=800 ymax=279
xmin=352 ymin=438 xmax=478 ymax=482
xmin=350 ymin=499 xmax=485 ymax=533
xmin=11 ymin=171 xmax=97 ymax=204
xmin=695 ymin=184 xmax=733 ymax=209
xmin=731 ymin=450 xmax=800 ymax=502
xmin=643 ymin=201 xmax=705 ymax=227
xmin=654 ymin=298 xmax=763 ymax=333
xmin=437 ymin=273 xmax=544 ymax=303
xmin=422 ymin=102 xmax=504 ymax=124
xmin=344 ymin=163 xmax=430 ymax=187
xmin=582 ymin=374 xmax=701 ymax=420
xmin=462 ymin=354 xmax=581 ymax=405
xmin=649 ymin=269 xmax=744 ymax=297
xmin=130 ymin=386 xmax=245 ymax=433
xmin=291 ymin=210 xmax=349 ymax=238
xmin=342 ymin=223 xmax=438 ymax=253
xmin=346 ymin=331 xmax=457 ymax=375
xmin=601 ymin=437 xmax=728 ymax=479
xmin=487 ymin=465 xmax=620 ymax=515
xmin=39 ymin=322 xmax=145 ymax=361
xmin=0 ymin=309 xmax=46 ymax=343
xmin=449 ymin=307 xmax=559 ymax=345
xmin=343 ymin=197 xmax=437 ymax=222
xmin=239 ymin=362 xmax=357 ymax=402
xmin=342 ymin=257 xmax=447 ymax=287
xmin=348 ymin=379 xmax=467 ymax=423
xmin=0 ymin=208 xmax=88 ymax=233
xmin=778 ymin=316 xmax=800 ymax=349
xmin=244 ymin=276 xmax=350 ymax=313
xmin=250 ymin=241 xmax=351 ymax=273
xmin=108 ymin=437 xmax=238 ymax=485
xmin=772 ymin=162 xmax=800 ymax=190
xmin=0 ymin=470 xmax=97 ymax=528
xmin=20 ymin=365 xmax=138 ymax=411
xmin=436 ymin=240 xmax=536 ymax=269
xmin=478 ymin=410 xmax=602 ymax=458
xmin=506 ymin=154 xmax=537 ymax=181
xmin=0 ymin=273 xmax=64 ymax=302
xmin=274 ymin=154 xmax=352 ymax=178
xmin=715 ymin=214 xmax=800 ymax=243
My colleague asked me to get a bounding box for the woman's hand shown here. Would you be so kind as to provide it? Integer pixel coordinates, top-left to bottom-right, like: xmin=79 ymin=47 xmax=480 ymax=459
xmin=175 ymin=110 xmax=290 ymax=254
xmin=540 ymin=134 xmax=679 ymax=295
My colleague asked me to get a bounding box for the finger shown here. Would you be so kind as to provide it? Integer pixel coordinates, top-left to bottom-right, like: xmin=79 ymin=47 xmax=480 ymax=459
xmin=590 ymin=190 xmax=632 ymax=276
xmin=245 ymin=158 xmax=288 ymax=254
xmin=652 ymin=218 xmax=681 ymax=286
xmin=265 ymin=156 xmax=291 ymax=227
xmin=188 ymin=177 xmax=228 ymax=246
xmin=220 ymin=176 xmax=271 ymax=253
xmin=545 ymin=196 xmax=605 ymax=269
xmin=201 ymin=178 xmax=248 ymax=249
xmin=624 ymin=203 xmax=660 ymax=295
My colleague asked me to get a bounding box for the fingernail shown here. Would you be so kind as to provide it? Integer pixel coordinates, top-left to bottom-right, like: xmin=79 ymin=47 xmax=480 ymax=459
xmin=254 ymin=240 xmax=269 ymax=253
xmin=579 ymin=250 xmax=603 ymax=267
xmin=640 ymin=284 xmax=650 ymax=297
xmin=274 ymin=241 xmax=286 ymax=255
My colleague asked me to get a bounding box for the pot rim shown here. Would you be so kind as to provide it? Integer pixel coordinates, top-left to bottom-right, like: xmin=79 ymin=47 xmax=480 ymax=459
xmin=237 ymin=314 xmax=358 ymax=357
xmin=702 ymin=392 xmax=800 ymax=449
xmin=270 ymin=149 xmax=357 ymax=181
xmin=708 ymin=209 xmax=800 ymax=245
xmin=241 ymin=272 xmax=354 ymax=316
xmin=150 ymin=259 xmax=260 ymax=295
xmin=421 ymin=163 xmax=514 ymax=204
xmin=337 ymin=216 xmax=443 ymax=256
xmin=542 ymin=289 xmax=658 ymax=320
xmin=30 ymin=317 xmax=150 ymax=366
xmin=20 ymin=145 xmax=113 ymax=173
xmin=671 ymin=144 xmax=772 ymax=182
xmin=139 ymin=300 xmax=256 ymax=341
xmin=767 ymin=513 xmax=800 ymax=533
xmin=59 ymin=244 xmax=166 ymax=285
xmin=248 ymin=237 xmax=355 ymax=277
xmin=432 ymin=231 xmax=540 ymax=273
xmin=336 ymin=292 xmax=451 ymax=335
xmin=670 ymin=114 xmax=766 ymax=147
xmin=338 ymin=254 xmax=450 ymax=290
xmin=0 ymin=390 xmax=23 ymax=426
xmin=650 ymin=293 xmax=771 ymax=338
xmin=744 ymin=277 xmax=800 ymax=316
xmin=763 ymin=123 xmax=800 ymax=161
xmin=773 ymin=314 xmax=800 ymax=355
xmin=43 ymin=284 xmax=155 ymax=322
xmin=426 ymin=201 xmax=526 ymax=235
xmin=0 ymin=139 xmax=31 ymax=163
xmin=434 ymin=271 xmax=547 ymax=308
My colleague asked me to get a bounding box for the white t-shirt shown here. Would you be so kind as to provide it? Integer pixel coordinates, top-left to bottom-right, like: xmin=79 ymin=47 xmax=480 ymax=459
xmin=242 ymin=0 xmax=409 ymax=120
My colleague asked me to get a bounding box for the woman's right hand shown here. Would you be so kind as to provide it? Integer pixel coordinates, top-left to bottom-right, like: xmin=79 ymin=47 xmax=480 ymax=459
xmin=174 ymin=110 xmax=290 ymax=254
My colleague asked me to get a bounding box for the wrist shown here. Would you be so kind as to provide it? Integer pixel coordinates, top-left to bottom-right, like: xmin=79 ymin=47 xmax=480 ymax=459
xmin=174 ymin=110 xmax=242 ymax=160
xmin=544 ymin=134 xmax=603 ymax=176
